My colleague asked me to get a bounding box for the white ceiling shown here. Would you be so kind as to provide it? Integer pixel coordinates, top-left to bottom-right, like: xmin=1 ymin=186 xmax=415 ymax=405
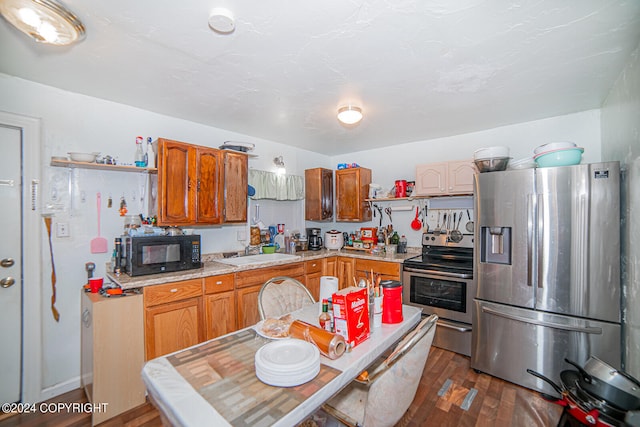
xmin=1 ymin=1 xmax=640 ymax=155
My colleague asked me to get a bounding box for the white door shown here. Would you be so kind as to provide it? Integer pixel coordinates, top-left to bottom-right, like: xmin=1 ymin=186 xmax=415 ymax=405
xmin=0 ymin=125 xmax=22 ymax=403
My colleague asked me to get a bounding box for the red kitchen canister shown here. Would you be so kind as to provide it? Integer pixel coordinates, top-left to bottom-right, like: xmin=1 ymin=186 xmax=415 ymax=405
xmin=395 ymin=180 xmax=407 ymax=198
xmin=381 ymin=280 xmax=403 ymax=324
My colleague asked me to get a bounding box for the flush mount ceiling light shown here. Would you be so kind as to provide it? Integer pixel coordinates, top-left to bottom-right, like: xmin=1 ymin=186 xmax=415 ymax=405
xmin=0 ymin=0 xmax=85 ymax=45
xmin=208 ymin=8 xmax=235 ymax=34
xmin=337 ymin=105 xmax=363 ymax=125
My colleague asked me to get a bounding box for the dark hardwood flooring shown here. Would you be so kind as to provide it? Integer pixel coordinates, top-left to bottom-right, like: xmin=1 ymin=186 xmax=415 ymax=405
xmin=0 ymin=347 xmax=562 ymax=427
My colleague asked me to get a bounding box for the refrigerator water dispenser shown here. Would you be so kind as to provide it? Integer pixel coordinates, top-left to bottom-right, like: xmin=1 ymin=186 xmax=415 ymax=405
xmin=480 ymin=226 xmax=511 ymax=265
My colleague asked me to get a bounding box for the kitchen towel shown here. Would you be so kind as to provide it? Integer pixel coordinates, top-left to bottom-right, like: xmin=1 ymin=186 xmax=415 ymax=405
xmin=248 ymin=169 xmax=304 ymax=201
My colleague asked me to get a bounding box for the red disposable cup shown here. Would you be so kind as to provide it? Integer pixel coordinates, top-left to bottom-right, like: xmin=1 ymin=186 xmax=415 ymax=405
xmin=89 ymin=277 xmax=103 ymax=293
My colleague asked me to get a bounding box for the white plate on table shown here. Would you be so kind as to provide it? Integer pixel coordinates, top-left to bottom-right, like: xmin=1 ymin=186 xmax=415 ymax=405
xmin=255 ymin=340 xmax=320 ymax=387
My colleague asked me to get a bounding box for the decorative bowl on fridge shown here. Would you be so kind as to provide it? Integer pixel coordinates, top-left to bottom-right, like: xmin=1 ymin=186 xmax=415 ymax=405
xmin=534 ymin=147 xmax=584 ymax=168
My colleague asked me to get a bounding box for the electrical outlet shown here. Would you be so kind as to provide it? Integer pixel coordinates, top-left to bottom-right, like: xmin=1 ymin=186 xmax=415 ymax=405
xmin=237 ymin=230 xmax=247 ymax=241
xmin=56 ymin=222 xmax=70 ymax=237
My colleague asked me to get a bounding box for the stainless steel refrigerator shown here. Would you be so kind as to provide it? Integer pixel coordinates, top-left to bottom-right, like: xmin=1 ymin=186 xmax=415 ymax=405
xmin=471 ymin=161 xmax=621 ymax=395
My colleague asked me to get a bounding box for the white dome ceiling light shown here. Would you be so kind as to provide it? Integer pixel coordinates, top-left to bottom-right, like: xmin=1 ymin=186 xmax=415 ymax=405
xmin=337 ymin=105 xmax=363 ymax=125
xmin=0 ymin=0 xmax=85 ymax=46
xmin=208 ymin=8 xmax=235 ymax=34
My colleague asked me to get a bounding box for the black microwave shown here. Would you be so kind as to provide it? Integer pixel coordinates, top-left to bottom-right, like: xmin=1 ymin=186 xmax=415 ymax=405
xmin=124 ymin=235 xmax=202 ymax=276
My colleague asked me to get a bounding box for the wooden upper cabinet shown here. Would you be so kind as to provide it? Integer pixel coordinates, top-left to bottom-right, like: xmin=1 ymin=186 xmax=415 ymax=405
xmin=157 ymin=139 xmax=196 ymax=225
xmin=414 ymin=160 xmax=476 ymax=196
xmin=196 ymin=147 xmax=223 ymax=224
xmin=156 ymin=138 xmax=224 ymax=226
xmin=305 ymin=168 xmax=333 ymax=221
xmin=335 ymin=167 xmax=372 ymax=222
xmin=223 ymin=150 xmax=248 ymax=223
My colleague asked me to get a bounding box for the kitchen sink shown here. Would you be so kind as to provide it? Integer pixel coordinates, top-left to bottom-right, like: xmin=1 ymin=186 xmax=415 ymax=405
xmin=213 ymin=253 xmax=301 ymax=266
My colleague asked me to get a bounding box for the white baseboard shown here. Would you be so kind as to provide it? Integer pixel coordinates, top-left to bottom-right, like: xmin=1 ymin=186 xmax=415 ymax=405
xmin=38 ymin=376 xmax=82 ymax=402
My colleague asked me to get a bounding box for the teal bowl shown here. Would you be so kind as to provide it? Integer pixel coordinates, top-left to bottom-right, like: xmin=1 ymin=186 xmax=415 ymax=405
xmin=534 ymin=147 xmax=584 ymax=168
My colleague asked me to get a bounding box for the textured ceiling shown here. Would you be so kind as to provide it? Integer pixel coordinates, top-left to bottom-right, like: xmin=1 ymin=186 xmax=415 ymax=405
xmin=1 ymin=0 xmax=639 ymax=155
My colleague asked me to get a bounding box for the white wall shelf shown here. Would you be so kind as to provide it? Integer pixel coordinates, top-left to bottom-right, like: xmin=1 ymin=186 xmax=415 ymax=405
xmin=51 ymin=158 xmax=157 ymax=173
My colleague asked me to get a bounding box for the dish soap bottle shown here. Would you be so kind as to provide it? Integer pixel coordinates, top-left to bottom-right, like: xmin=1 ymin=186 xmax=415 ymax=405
xmin=134 ymin=136 xmax=145 ymax=167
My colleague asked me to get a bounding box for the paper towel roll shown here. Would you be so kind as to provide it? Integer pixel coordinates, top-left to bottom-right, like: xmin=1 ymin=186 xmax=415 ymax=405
xmin=319 ymin=276 xmax=339 ymax=313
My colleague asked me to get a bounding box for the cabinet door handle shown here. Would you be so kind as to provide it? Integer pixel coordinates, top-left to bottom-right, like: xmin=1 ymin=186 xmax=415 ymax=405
xmin=170 ymin=288 xmax=178 ymax=293
xmin=215 ymin=280 xmax=223 ymax=285
xmin=1 ymin=277 xmax=15 ymax=288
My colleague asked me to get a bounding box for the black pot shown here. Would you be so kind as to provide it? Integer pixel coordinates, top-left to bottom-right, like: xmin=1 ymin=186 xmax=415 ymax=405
xmin=527 ymin=368 xmax=623 ymax=427
xmin=565 ymin=358 xmax=640 ymax=412
xmin=560 ymin=370 xmax=628 ymax=424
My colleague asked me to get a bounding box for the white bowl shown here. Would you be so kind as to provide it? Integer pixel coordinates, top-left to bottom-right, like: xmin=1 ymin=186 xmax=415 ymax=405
xmin=68 ymin=152 xmax=99 ymax=162
xmin=508 ymin=157 xmax=537 ymax=170
xmin=533 ymin=141 xmax=576 ymax=155
xmin=474 ymin=146 xmax=510 ymax=160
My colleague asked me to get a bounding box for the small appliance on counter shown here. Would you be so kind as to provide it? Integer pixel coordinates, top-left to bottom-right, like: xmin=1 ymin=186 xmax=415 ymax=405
xmin=307 ymin=228 xmax=323 ymax=251
xmin=120 ymin=234 xmax=202 ymax=276
xmin=324 ymin=230 xmax=344 ymax=250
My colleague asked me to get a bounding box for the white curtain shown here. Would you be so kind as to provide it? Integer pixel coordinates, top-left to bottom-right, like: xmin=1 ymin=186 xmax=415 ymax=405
xmin=248 ymin=169 xmax=304 ymax=201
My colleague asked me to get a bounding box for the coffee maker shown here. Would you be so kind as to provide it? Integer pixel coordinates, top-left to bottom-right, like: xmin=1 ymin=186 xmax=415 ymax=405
xmin=306 ymin=228 xmax=323 ymax=251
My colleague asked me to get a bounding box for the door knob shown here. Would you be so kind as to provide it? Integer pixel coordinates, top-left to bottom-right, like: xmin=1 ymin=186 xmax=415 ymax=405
xmin=1 ymin=258 xmax=14 ymax=268
xmin=1 ymin=277 xmax=15 ymax=288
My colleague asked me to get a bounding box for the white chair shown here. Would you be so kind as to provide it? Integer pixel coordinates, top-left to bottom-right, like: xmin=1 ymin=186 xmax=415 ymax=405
xmin=258 ymin=276 xmax=315 ymax=320
xmin=322 ymin=314 xmax=438 ymax=427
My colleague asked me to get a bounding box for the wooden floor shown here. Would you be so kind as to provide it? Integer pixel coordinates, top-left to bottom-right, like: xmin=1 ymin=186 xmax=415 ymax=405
xmin=0 ymin=347 xmax=562 ymax=427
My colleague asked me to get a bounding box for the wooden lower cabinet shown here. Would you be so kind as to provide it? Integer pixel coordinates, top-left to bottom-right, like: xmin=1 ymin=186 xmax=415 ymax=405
xmin=304 ymin=259 xmax=323 ymax=301
xmin=236 ymin=285 xmax=263 ymax=329
xmin=81 ymin=292 xmax=145 ymax=425
xmin=143 ymin=279 xmax=205 ymax=360
xmin=204 ymin=274 xmax=236 ymax=340
xmin=336 ymin=257 xmax=355 ymax=289
xmin=235 ymin=262 xmax=305 ymax=327
xmin=355 ymin=259 xmax=401 ymax=282
xmin=138 ymin=256 xmax=402 ymax=363
xmin=323 ymin=256 xmax=337 ymax=277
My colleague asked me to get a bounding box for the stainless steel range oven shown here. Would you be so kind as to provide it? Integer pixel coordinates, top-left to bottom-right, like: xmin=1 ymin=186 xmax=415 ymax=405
xmin=402 ymin=233 xmax=475 ymax=356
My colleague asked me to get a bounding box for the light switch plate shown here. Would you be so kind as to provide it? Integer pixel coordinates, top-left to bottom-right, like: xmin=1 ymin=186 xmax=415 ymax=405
xmin=56 ymin=222 xmax=70 ymax=237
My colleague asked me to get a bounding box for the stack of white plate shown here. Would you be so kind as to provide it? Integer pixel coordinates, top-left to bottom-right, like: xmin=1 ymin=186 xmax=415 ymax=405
xmin=255 ymin=339 xmax=320 ymax=387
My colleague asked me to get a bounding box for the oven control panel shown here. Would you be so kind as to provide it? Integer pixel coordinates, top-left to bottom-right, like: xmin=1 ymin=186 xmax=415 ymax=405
xmin=422 ymin=232 xmax=474 ymax=248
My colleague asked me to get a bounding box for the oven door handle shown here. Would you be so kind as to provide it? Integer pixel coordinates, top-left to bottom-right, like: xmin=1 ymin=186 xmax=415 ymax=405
xmin=436 ymin=319 xmax=472 ymax=333
xmin=403 ymin=267 xmax=472 ymax=279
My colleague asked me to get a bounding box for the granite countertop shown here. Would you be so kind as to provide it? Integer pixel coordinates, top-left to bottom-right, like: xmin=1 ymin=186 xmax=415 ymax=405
xmin=106 ymin=247 xmax=420 ymax=290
